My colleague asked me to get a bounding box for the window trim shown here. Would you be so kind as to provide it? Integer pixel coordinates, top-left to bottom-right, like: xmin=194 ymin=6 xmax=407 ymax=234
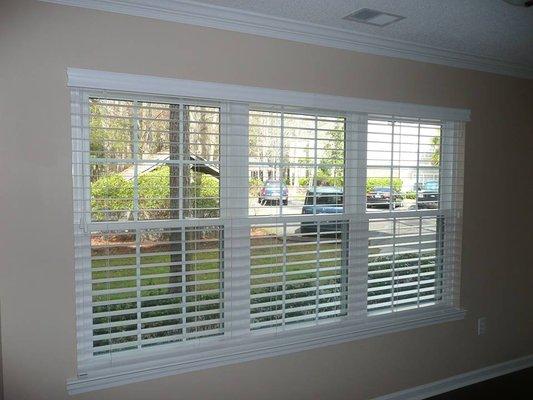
xmin=67 ymin=68 xmax=470 ymax=122
xmin=68 ymin=306 xmax=465 ymax=394
xmin=68 ymin=68 xmax=468 ymax=394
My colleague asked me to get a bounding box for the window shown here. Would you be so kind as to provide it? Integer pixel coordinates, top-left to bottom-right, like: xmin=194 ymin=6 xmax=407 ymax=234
xmin=248 ymin=111 xmax=348 ymax=331
xmin=75 ymin=96 xmax=225 ymax=360
xmin=366 ymin=117 xmax=454 ymax=315
xmin=69 ymin=69 xmax=467 ymax=393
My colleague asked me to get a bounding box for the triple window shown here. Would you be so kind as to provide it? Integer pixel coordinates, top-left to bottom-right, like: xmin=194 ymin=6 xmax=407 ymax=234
xmin=72 ymin=87 xmax=465 ymax=375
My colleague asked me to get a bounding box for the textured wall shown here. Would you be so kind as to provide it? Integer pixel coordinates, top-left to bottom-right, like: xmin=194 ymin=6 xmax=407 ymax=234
xmin=0 ymin=1 xmax=531 ymax=399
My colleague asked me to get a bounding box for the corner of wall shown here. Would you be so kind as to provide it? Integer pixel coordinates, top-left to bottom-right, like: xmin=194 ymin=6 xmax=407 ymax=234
xmin=0 ymin=303 xmax=4 ymax=400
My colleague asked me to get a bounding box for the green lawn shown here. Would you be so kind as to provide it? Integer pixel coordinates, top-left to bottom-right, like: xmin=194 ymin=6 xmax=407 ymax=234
xmin=90 ymin=231 xmax=348 ymax=351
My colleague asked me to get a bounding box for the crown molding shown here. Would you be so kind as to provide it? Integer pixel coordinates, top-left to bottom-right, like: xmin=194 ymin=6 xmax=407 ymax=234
xmin=41 ymin=0 xmax=533 ymax=79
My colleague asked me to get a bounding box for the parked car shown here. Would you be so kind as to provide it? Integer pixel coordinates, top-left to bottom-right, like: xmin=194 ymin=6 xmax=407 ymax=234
xmin=417 ymin=181 xmax=439 ymax=208
xmin=366 ymin=187 xmax=404 ymax=209
xmin=258 ymin=180 xmax=288 ymax=205
xmin=300 ymin=187 xmax=344 ymax=233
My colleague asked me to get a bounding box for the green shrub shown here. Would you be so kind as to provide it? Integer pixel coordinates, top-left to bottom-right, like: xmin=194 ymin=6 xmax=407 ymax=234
xmin=298 ymin=174 xmax=344 ymax=188
xmin=405 ymin=191 xmax=416 ymax=199
xmin=298 ymin=177 xmax=310 ymax=187
xmin=91 ymin=174 xmax=133 ymax=220
xmin=140 ymin=166 xmax=220 ymax=218
xmin=196 ymin=174 xmax=219 ymax=217
xmin=249 ymin=178 xmax=263 ymax=197
xmin=91 ymin=166 xmax=220 ymax=219
xmin=316 ymin=170 xmax=343 ymax=187
xmin=366 ymin=178 xmax=403 ymax=193
xmin=138 ymin=166 xmax=171 ymax=216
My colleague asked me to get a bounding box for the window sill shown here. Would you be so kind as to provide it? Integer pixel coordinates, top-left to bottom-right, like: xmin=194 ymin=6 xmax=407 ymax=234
xmin=67 ymin=306 xmax=466 ymax=394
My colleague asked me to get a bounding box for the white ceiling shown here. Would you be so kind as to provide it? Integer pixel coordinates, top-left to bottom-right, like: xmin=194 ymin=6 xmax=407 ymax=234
xmin=192 ymin=0 xmax=533 ymax=67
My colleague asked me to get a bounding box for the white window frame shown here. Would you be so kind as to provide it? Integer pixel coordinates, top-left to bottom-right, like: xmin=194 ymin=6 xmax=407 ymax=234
xmin=68 ymin=68 xmax=468 ymax=394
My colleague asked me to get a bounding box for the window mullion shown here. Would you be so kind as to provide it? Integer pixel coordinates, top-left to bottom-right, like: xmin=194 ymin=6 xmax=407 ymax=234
xmin=221 ymin=102 xmax=251 ymax=338
xmin=452 ymin=122 xmax=465 ymax=309
xmin=279 ymin=111 xmax=284 ymax=215
xmin=415 ymin=123 xmax=422 ymax=307
xmin=440 ymin=121 xmax=464 ymax=308
xmin=415 ymin=119 xmax=421 ymax=209
xmin=132 ymin=101 xmax=140 ymax=221
xmin=313 ymin=114 xmax=320 ymax=319
xmin=345 ymin=113 xmax=368 ymax=320
xmin=132 ymin=102 xmax=142 ymax=350
xmin=282 ymin=223 xmax=287 ymax=326
xmin=178 ymin=104 xmax=184 ymax=219
xmin=313 ymin=114 xmax=318 ymax=210
xmin=389 ymin=120 xmax=396 ymax=211
xmin=391 ymin=218 xmax=397 ymax=310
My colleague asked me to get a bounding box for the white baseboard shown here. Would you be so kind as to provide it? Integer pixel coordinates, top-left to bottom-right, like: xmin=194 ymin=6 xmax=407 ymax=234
xmin=373 ymin=354 xmax=533 ymax=400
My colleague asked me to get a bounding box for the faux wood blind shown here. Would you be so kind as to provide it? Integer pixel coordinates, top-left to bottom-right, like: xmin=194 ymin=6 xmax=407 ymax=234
xmin=72 ymin=89 xmax=464 ymax=372
xmin=72 ymin=93 xmax=229 ymax=365
xmin=366 ymin=117 xmax=464 ymax=314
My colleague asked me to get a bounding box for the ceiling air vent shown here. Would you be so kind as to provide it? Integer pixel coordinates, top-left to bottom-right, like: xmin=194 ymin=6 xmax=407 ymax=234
xmin=343 ymin=8 xmax=405 ymax=27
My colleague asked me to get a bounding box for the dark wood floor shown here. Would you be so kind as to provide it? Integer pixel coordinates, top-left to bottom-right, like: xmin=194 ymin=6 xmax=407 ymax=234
xmin=427 ymin=367 xmax=533 ymax=399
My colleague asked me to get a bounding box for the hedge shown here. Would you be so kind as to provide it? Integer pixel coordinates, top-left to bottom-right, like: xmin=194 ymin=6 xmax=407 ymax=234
xmin=298 ymin=177 xmax=403 ymax=191
xmin=91 ymin=166 xmax=219 ymax=219
xmin=366 ymin=177 xmax=402 ymax=192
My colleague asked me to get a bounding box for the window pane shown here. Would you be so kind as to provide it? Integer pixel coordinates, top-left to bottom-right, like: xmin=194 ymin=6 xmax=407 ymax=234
xmin=89 ymin=99 xmax=220 ymax=221
xmin=367 ymin=118 xmax=442 ymax=212
xmin=367 ymin=216 xmax=443 ymax=314
xmin=90 ymin=99 xmax=134 ymax=160
xmin=90 ymin=163 xmax=134 ymax=222
xmin=91 ymin=226 xmax=224 ymax=354
xmin=249 ymin=111 xmax=345 ymax=217
xmin=186 ymin=106 xmax=220 ymax=162
xmin=250 ymin=221 xmax=348 ymax=330
xmin=136 ymin=104 xmax=220 ymax=162
xmin=137 ymin=102 xmax=174 ymax=160
xmin=137 ymin=165 xmax=219 ymax=220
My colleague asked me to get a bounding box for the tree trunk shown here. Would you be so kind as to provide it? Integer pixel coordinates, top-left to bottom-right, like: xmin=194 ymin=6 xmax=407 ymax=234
xmin=168 ymin=104 xmax=190 ymax=296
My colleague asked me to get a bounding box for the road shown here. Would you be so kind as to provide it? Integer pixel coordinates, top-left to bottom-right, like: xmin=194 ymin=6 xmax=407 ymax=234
xmin=249 ymin=195 xmax=438 ymax=244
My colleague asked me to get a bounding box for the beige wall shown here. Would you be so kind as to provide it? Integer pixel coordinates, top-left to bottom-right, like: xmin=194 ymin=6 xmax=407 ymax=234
xmin=0 ymin=1 xmax=532 ymax=399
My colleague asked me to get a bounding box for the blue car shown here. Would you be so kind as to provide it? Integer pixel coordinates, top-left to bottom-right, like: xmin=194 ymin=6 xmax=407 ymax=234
xmin=417 ymin=181 xmax=439 ymax=208
xmin=300 ymin=187 xmax=344 ymax=234
xmin=258 ymin=180 xmax=289 ymax=205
